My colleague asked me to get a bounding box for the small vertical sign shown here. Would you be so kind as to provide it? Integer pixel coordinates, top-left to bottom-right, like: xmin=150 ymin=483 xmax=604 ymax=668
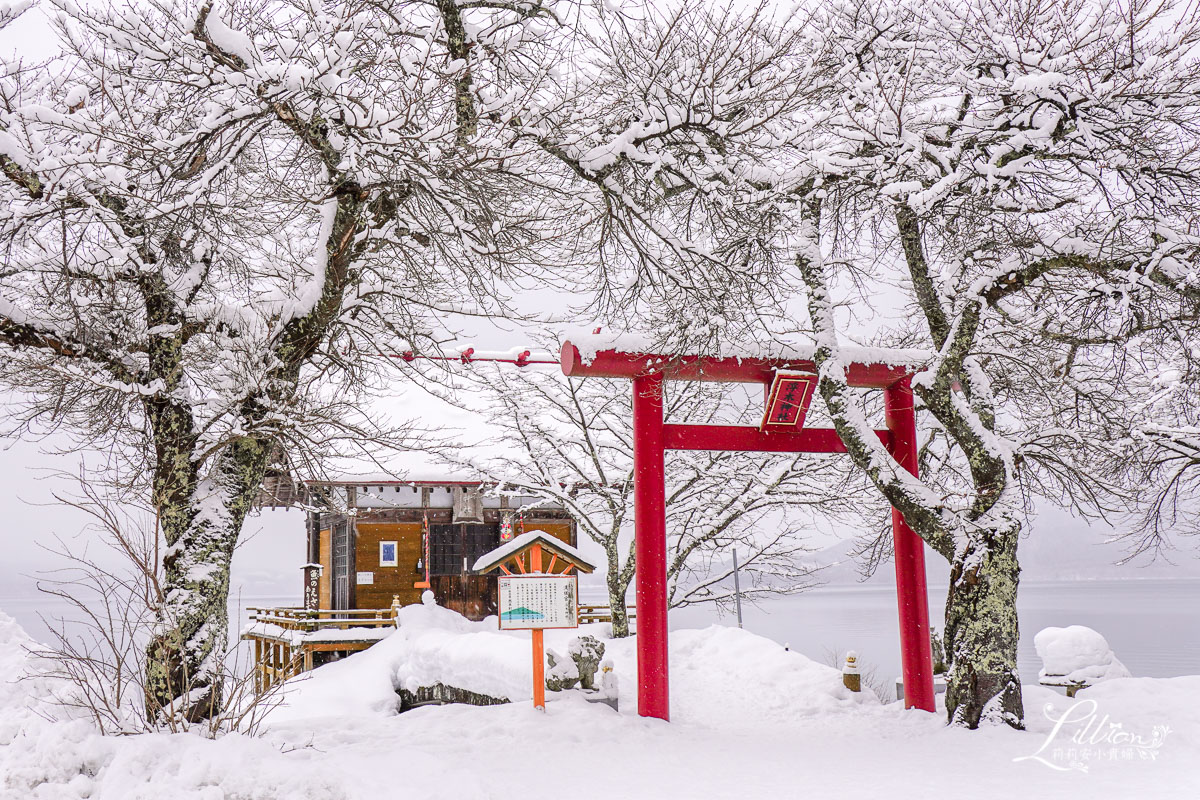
xmin=760 ymin=372 xmax=817 ymax=431
xmin=303 ymin=563 xmax=322 ymax=611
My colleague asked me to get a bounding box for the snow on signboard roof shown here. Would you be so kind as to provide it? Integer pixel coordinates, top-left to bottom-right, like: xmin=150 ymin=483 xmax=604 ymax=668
xmin=472 ymin=529 xmax=597 ymax=574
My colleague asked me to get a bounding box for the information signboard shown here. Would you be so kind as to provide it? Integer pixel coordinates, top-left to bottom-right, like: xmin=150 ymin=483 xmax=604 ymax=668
xmin=498 ymin=575 xmax=579 ymax=630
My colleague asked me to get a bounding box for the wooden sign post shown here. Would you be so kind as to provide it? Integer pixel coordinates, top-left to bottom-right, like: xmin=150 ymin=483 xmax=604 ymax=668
xmin=472 ymin=530 xmax=597 ymax=712
xmin=531 ymin=543 xmax=545 ymax=710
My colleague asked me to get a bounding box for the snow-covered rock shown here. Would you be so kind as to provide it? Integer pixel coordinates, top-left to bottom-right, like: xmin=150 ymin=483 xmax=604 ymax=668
xmin=1034 ymin=625 xmax=1132 ymax=686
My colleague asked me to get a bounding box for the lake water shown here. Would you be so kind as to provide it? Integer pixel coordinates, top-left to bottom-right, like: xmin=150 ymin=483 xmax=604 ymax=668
xmin=667 ymin=578 xmax=1200 ymax=686
xmin=4 ymin=579 xmax=1197 ymax=690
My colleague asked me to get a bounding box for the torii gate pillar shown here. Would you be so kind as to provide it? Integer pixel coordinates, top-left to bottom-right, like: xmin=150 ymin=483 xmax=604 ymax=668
xmin=632 ymin=373 xmax=670 ymax=720
xmin=884 ymin=377 xmax=934 ymax=713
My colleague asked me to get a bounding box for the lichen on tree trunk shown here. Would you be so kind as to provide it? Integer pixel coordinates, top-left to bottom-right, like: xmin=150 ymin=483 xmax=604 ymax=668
xmin=944 ymin=525 xmax=1024 ymax=728
xmin=144 ymin=435 xmax=271 ymax=724
xmin=608 ymin=581 xmax=632 ymax=638
xmin=607 ymin=544 xmax=634 ymax=638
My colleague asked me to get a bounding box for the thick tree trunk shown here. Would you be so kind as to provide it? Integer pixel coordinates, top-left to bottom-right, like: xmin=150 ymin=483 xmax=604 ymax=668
xmin=609 ymin=591 xmax=631 ymax=638
xmin=943 ymin=523 xmax=1024 ymax=729
xmin=144 ymin=437 xmax=270 ymax=723
xmin=797 ymin=232 xmax=1025 ymax=729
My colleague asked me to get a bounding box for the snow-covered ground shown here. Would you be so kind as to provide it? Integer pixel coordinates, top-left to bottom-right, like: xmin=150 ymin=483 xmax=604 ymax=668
xmin=2 ymin=601 xmax=1197 ymax=799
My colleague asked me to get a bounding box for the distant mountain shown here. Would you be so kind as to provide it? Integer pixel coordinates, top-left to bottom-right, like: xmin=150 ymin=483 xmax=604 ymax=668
xmin=807 ymin=507 xmax=1200 ymax=588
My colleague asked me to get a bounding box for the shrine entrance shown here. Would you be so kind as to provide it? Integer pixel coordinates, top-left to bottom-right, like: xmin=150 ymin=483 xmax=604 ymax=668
xmin=559 ymin=341 xmax=937 ymax=721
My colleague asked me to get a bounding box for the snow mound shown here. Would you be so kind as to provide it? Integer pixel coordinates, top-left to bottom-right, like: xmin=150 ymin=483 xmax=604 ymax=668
xmin=657 ymin=626 xmax=876 ymax=726
xmin=0 ymin=609 xmax=64 ymax=738
xmin=0 ymin=609 xmax=36 ymax=689
xmin=269 ymin=600 xmax=872 ymax=729
xmin=268 ymin=592 xmax=509 ymax=723
xmin=1034 ymin=625 xmax=1132 ymax=685
xmin=1074 ymin=675 xmax=1200 ymax=745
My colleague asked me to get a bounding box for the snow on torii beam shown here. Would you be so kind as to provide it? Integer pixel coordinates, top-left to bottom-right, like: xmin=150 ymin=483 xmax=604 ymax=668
xmin=560 ymin=341 xmax=937 ymax=721
xmin=560 ymin=342 xmax=916 ymax=388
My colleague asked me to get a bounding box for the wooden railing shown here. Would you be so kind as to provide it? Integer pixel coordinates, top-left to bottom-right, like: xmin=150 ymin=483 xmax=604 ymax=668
xmin=244 ymin=604 xmax=400 ymax=693
xmin=247 ymin=605 xmax=398 ymax=632
xmin=578 ymin=604 xmax=636 ymax=624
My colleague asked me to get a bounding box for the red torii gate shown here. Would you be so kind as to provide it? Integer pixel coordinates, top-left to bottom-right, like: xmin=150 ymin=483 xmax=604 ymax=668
xmin=559 ymin=341 xmax=936 ymax=720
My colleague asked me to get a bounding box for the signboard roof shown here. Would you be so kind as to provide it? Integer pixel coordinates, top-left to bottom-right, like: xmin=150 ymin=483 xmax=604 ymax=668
xmin=472 ymin=529 xmax=597 ymax=574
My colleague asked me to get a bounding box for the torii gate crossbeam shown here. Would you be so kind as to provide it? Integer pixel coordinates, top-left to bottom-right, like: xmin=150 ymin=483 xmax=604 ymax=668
xmin=560 ymin=342 xmax=936 ymax=720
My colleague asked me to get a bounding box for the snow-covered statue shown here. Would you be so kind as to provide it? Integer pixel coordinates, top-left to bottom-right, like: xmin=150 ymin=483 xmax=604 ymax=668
xmin=545 ymin=648 xmax=580 ymax=691
xmin=1034 ymin=626 xmax=1131 ymax=697
xmin=569 ymin=636 xmax=606 ymax=691
xmin=599 ymin=659 xmax=618 ymax=710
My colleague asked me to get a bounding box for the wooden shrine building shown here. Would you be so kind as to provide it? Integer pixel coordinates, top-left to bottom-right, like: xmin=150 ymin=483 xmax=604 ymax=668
xmin=260 ymin=476 xmax=578 ymax=621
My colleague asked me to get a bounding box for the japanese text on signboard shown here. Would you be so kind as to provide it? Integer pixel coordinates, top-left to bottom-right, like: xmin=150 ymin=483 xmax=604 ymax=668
xmin=498 ymin=575 xmax=578 ymax=630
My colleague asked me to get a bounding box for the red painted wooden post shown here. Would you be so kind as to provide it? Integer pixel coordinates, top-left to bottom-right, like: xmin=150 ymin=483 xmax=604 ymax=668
xmin=884 ymin=376 xmax=936 ymax=712
xmin=531 ymin=543 xmax=546 ymax=711
xmin=632 ymin=373 xmax=670 ymax=721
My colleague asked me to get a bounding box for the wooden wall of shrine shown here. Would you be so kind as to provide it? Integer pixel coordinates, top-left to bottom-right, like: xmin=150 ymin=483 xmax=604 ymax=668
xmin=306 ymin=483 xmax=576 ymax=621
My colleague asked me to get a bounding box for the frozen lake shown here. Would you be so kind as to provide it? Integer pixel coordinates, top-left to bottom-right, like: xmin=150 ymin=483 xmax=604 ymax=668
xmin=666 ymin=578 xmax=1200 ymax=685
xmin=3 ymin=578 xmax=1197 ymax=690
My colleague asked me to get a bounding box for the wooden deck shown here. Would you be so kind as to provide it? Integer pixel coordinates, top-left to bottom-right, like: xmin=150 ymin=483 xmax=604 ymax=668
xmin=242 ymin=604 xmax=399 ymax=693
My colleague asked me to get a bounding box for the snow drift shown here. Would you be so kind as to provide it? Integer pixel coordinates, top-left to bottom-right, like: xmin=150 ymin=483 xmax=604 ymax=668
xmin=5 ymin=605 xmax=1200 ymax=799
xmin=267 ymin=592 xmax=875 ymax=727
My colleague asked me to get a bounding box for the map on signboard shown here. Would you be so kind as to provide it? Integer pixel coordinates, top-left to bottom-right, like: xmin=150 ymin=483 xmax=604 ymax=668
xmin=498 ymin=575 xmax=578 ymax=630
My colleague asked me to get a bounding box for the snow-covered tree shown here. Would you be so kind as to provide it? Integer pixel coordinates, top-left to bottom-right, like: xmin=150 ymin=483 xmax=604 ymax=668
xmin=1103 ymin=322 xmax=1200 ymax=556
xmin=788 ymin=0 xmax=1200 ymax=728
xmin=513 ymin=1 xmax=830 ymax=347
xmin=531 ymin=0 xmax=1200 ymax=730
xmin=455 ymin=358 xmax=860 ymax=637
xmin=0 ymin=0 xmax=576 ymax=722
